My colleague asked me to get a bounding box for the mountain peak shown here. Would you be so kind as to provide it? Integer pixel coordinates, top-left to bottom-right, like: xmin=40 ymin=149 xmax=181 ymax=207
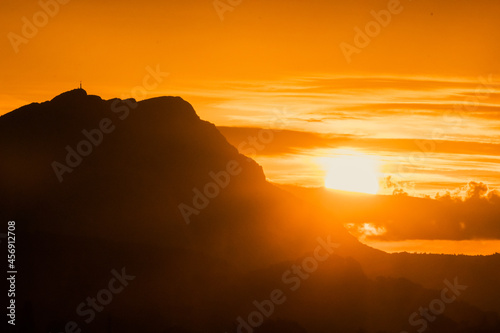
xmin=0 ymin=89 xmax=267 ymax=210
xmin=50 ymin=88 xmax=88 ymax=103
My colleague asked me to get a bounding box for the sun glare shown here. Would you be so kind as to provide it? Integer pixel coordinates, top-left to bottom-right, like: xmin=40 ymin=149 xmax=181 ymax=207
xmin=320 ymin=150 xmax=381 ymax=194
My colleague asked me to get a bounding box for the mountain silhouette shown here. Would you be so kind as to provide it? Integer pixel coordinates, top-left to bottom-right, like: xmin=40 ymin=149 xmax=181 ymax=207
xmin=1 ymin=90 xmax=499 ymax=333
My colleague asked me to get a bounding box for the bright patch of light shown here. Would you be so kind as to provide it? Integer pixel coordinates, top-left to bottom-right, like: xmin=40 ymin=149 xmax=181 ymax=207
xmin=319 ymin=150 xmax=381 ymax=194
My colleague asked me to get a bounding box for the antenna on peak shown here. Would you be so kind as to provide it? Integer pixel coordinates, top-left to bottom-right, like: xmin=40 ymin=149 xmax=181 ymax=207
xmin=79 ymin=81 xmax=82 ymax=89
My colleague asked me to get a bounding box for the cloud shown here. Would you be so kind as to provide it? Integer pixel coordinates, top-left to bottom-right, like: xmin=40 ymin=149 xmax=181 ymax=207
xmin=331 ymin=102 xmax=500 ymax=120
xmin=218 ymin=126 xmax=500 ymax=158
xmin=435 ymin=181 xmax=495 ymax=202
xmin=345 ymin=222 xmax=387 ymax=241
xmin=319 ymin=181 xmax=500 ymax=241
xmin=217 ymin=126 xmax=354 ymax=156
xmin=384 ymin=175 xmax=398 ymax=189
xmin=382 ymin=176 xmax=412 ymax=196
xmin=488 ymin=190 xmax=500 ymax=203
xmin=466 ymin=181 xmax=489 ymax=199
xmin=392 ymin=189 xmax=409 ymax=197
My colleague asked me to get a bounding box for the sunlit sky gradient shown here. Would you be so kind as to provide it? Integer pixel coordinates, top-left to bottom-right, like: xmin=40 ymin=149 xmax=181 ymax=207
xmin=2 ymin=0 xmax=499 ymax=253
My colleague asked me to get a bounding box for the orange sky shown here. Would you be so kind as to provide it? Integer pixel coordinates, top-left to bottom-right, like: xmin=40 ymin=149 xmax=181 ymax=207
xmin=1 ymin=0 xmax=499 ymax=105
xmin=2 ymin=0 xmax=499 ymax=254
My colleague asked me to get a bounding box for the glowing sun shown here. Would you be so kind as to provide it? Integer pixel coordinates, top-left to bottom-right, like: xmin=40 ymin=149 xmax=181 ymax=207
xmin=321 ymin=151 xmax=380 ymax=194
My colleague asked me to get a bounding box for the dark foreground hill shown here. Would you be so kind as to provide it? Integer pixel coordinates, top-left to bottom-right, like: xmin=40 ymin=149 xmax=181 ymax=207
xmin=1 ymin=89 xmax=499 ymax=333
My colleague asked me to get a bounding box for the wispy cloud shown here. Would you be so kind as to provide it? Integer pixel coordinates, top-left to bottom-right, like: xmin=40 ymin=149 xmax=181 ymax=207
xmin=173 ymin=75 xmax=499 ymax=142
